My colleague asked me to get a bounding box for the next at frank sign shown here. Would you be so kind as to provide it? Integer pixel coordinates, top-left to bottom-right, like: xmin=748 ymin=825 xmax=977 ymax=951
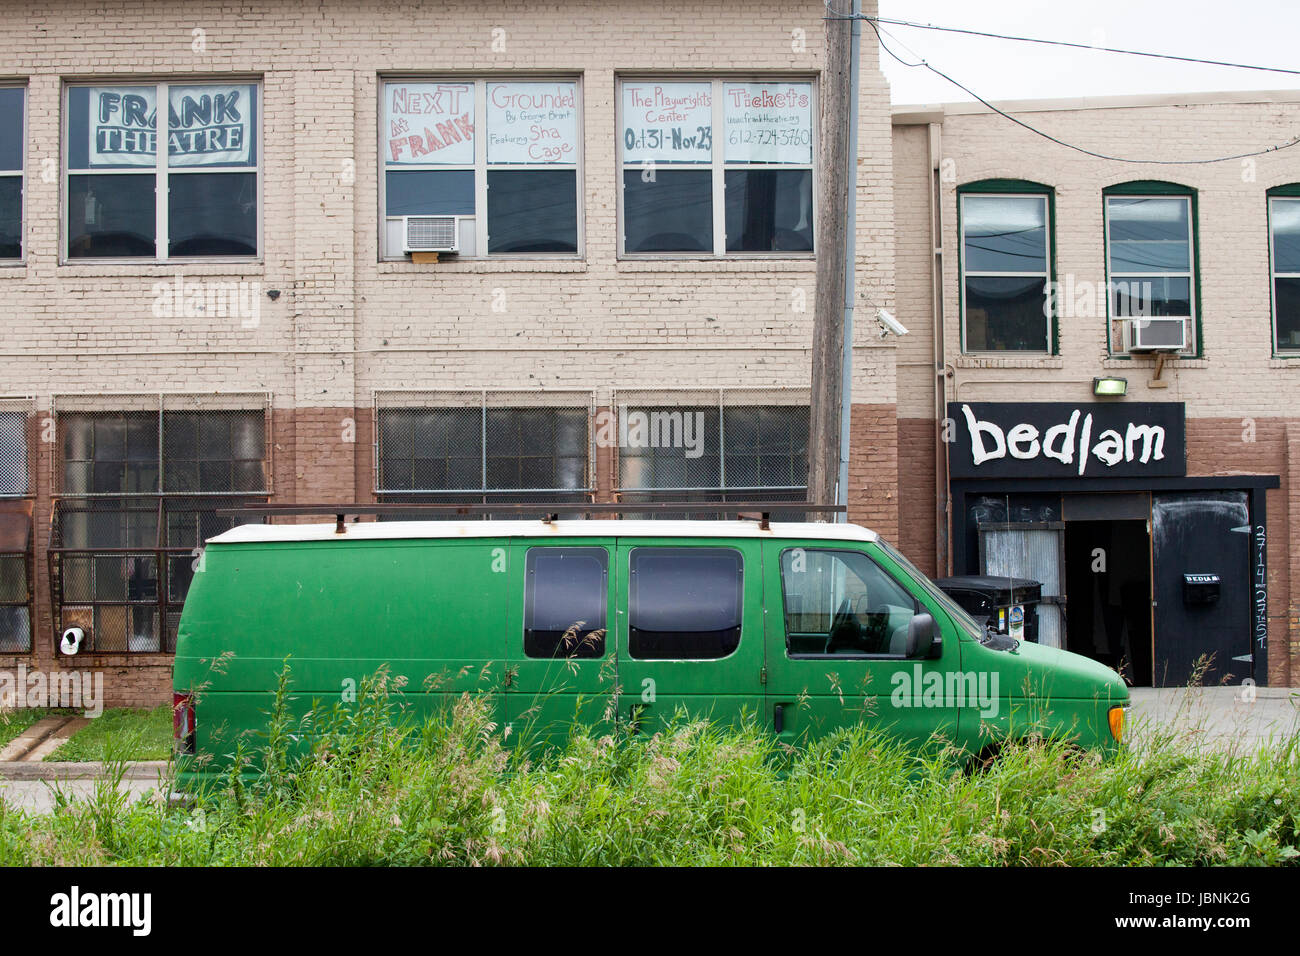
xmin=948 ymin=402 xmax=1186 ymax=479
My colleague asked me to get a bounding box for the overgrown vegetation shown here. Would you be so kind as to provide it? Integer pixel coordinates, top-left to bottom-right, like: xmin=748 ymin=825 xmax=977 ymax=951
xmin=0 ymin=673 xmax=1296 ymax=866
xmin=46 ymin=706 xmax=172 ymax=763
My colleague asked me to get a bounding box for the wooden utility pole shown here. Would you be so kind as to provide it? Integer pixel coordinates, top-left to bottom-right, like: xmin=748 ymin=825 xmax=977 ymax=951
xmin=808 ymin=0 xmax=854 ymax=513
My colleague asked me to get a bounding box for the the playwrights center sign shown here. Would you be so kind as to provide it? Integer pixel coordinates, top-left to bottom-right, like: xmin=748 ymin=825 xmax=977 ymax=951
xmin=947 ymin=402 xmax=1186 ymax=479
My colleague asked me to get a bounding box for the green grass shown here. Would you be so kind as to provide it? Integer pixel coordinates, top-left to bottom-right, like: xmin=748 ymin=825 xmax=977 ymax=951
xmin=0 ymin=708 xmax=57 ymax=752
xmin=45 ymin=706 xmax=172 ymax=763
xmin=0 ymin=674 xmax=1296 ymax=866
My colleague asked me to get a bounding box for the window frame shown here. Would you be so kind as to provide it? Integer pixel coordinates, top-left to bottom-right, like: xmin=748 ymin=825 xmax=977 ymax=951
xmin=1103 ymin=180 xmax=1201 ymax=358
xmin=0 ymin=83 xmax=26 ymax=264
xmin=626 ymin=545 xmax=745 ymax=661
xmin=777 ymin=546 xmax=920 ymax=660
xmin=523 ymin=545 xmax=608 ymax=659
xmin=378 ymin=75 xmax=585 ymax=261
xmin=615 ymin=75 xmax=817 ymax=260
xmin=61 ymin=78 xmax=263 ymax=264
xmin=1267 ymin=184 xmax=1300 ymax=357
xmin=957 ymin=180 xmax=1056 ymax=355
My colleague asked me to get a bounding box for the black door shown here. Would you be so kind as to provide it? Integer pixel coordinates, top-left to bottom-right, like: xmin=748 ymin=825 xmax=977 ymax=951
xmin=1152 ymin=492 xmax=1251 ymax=686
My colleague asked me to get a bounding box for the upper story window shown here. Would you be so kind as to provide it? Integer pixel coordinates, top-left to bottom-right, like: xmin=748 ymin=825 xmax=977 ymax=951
xmin=380 ymin=78 xmax=581 ymax=259
xmin=65 ymin=81 xmax=259 ymax=260
xmin=0 ymin=86 xmax=24 ymax=260
xmin=1268 ymin=186 xmax=1300 ymax=356
xmin=1104 ymin=182 xmax=1198 ymax=356
xmin=959 ymin=181 xmax=1053 ymax=353
xmin=618 ymin=78 xmax=814 ymax=256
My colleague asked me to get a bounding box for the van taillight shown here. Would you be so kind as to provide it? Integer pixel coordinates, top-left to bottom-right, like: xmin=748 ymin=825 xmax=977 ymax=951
xmin=173 ymin=692 xmax=196 ymax=756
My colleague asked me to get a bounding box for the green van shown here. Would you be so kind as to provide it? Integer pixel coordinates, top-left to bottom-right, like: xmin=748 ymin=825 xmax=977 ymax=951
xmin=172 ymin=518 xmax=1129 ymax=786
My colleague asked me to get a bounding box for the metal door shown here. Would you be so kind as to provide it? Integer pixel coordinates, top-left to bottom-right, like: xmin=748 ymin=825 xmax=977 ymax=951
xmin=979 ymin=522 xmax=1066 ymax=648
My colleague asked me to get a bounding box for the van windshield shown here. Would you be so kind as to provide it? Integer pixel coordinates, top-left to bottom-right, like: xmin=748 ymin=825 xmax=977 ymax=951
xmin=876 ymin=538 xmax=985 ymax=642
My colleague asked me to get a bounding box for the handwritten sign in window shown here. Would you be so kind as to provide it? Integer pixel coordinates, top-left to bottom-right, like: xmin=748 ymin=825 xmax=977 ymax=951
xmin=722 ymin=82 xmax=813 ymax=165
xmin=487 ymin=82 xmax=579 ymax=165
xmin=621 ymin=81 xmax=712 ymax=165
xmin=384 ymin=82 xmax=475 ymax=165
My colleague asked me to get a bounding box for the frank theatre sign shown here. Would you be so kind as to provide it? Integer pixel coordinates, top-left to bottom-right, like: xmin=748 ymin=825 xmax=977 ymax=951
xmin=944 ymin=401 xmax=1277 ymax=689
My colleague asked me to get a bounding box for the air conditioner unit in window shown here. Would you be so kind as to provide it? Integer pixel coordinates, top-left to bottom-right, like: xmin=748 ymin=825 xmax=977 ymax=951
xmin=403 ymin=215 xmax=460 ymax=254
xmin=1123 ymin=317 xmax=1187 ymax=352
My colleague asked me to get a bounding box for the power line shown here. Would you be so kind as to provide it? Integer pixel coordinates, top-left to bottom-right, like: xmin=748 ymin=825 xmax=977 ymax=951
xmin=858 ymin=16 xmax=1300 ymax=165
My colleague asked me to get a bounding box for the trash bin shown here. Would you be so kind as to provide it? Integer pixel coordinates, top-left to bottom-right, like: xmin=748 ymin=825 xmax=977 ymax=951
xmin=934 ymin=575 xmax=1043 ymax=643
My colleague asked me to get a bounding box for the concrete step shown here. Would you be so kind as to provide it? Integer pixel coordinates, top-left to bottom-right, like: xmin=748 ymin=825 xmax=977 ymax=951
xmin=24 ymin=717 xmax=91 ymax=761
xmin=0 ymin=716 xmax=72 ymax=762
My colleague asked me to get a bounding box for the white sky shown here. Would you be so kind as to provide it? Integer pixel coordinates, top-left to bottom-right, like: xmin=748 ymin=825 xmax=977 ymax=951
xmin=876 ymin=0 xmax=1300 ymax=106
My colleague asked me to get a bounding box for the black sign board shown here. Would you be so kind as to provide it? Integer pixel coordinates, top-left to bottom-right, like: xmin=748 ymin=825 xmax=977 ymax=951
xmin=947 ymin=402 xmax=1186 ymax=480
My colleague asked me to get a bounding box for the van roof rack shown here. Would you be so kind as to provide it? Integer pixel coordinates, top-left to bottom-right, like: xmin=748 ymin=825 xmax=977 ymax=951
xmin=217 ymin=502 xmax=845 ymax=534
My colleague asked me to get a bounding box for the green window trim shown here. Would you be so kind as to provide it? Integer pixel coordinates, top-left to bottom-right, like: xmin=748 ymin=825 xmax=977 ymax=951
xmin=1267 ymin=183 xmax=1300 ymax=357
xmin=1102 ymin=180 xmax=1202 ymax=359
xmin=956 ymin=178 xmax=1058 ymax=356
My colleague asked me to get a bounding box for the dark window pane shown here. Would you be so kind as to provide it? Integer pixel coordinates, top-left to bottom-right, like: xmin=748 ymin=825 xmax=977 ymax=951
xmin=1111 ymin=276 xmax=1191 ymax=318
xmin=723 ymin=405 xmax=808 ymax=488
xmin=1107 ymin=197 xmax=1190 ymax=273
xmin=0 ymin=177 xmax=19 ymax=259
xmin=965 ymin=275 xmax=1049 ymax=352
xmin=1271 ymin=198 xmax=1300 ymax=274
xmin=724 ymin=169 xmax=812 ymax=252
xmin=386 ymin=169 xmax=474 ymax=216
xmin=487 ymin=169 xmax=577 ymax=253
xmin=1276 ymin=277 xmax=1300 ymax=351
xmin=67 ymin=174 xmax=155 ymax=258
xmin=962 ymin=195 xmax=1047 ymax=272
xmin=168 ymin=172 xmax=256 ymax=256
xmin=780 ymin=549 xmax=916 ymax=656
xmin=0 ymin=88 xmax=22 ymax=171
xmin=623 ymin=170 xmax=711 ymax=253
xmin=628 ymin=547 xmax=742 ymax=660
xmin=524 ymin=547 xmax=606 ymax=658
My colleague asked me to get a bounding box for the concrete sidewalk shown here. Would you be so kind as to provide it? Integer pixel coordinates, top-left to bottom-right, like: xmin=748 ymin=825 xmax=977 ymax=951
xmin=1128 ymin=686 xmax=1300 ymax=750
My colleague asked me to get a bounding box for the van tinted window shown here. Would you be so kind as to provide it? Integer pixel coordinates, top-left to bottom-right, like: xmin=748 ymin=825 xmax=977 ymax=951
xmin=628 ymin=547 xmax=742 ymax=659
xmin=524 ymin=547 xmax=607 ymax=658
xmin=780 ymin=549 xmax=916 ymax=656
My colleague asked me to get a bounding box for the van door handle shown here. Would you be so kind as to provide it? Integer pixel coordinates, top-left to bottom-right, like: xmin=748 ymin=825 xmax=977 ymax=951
xmin=774 ymin=704 xmax=785 ymax=734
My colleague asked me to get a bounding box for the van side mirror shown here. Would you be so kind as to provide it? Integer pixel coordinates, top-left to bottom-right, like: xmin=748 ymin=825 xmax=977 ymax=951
xmin=905 ymin=612 xmax=939 ymax=658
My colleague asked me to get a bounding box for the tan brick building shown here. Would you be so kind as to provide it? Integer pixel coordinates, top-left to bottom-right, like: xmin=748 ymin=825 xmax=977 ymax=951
xmin=0 ymin=1 xmax=1293 ymax=703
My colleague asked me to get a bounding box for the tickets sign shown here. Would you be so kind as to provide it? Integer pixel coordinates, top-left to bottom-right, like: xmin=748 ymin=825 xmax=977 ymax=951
xmin=384 ymin=82 xmax=474 ymax=165
xmin=621 ymin=81 xmax=712 ymax=164
xmin=722 ymin=82 xmax=813 ymax=165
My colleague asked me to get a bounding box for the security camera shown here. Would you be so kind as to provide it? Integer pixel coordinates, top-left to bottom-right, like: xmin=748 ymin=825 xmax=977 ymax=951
xmin=876 ymin=308 xmax=909 ymax=338
xmin=60 ymin=626 xmax=85 ymax=656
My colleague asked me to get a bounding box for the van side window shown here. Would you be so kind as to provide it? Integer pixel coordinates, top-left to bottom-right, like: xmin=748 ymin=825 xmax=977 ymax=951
xmin=780 ymin=549 xmax=916 ymax=656
xmin=524 ymin=547 xmax=607 ymax=658
xmin=628 ymin=547 xmax=742 ymax=660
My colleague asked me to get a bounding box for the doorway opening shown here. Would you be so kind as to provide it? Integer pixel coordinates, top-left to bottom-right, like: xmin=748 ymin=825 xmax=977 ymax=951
xmin=1064 ymin=520 xmax=1152 ymax=686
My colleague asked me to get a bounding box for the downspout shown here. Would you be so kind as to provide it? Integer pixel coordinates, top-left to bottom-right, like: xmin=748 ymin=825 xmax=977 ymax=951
xmin=928 ymin=120 xmax=951 ymax=573
xmin=836 ymin=0 xmax=861 ymax=523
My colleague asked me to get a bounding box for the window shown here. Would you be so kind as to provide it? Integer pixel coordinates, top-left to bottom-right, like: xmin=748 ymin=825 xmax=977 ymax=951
xmin=614 ymin=389 xmax=808 ymax=511
xmin=0 ymin=409 xmax=28 ymax=496
xmin=381 ymin=79 xmax=581 ymax=257
xmin=1105 ymin=182 xmax=1198 ymax=355
xmin=65 ymin=82 xmax=259 ymax=259
xmin=619 ymin=78 xmax=814 ymax=256
xmin=524 ymin=547 xmax=607 ymax=658
xmin=375 ymin=391 xmax=594 ymax=512
xmin=628 ymin=547 xmax=742 ymax=659
xmin=0 ymin=505 xmax=33 ymax=653
xmin=779 ymin=548 xmax=917 ymax=656
xmin=1269 ymin=187 xmax=1300 ymax=355
xmin=0 ymin=87 xmax=23 ymax=260
xmin=959 ymin=183 xmax=1053 ymax=352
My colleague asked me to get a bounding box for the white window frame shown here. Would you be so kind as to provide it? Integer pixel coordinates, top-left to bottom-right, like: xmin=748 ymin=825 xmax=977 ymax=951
xmin=616 ymin=75 xmax=817 ymax=260
xmin=1104 ymin=193 xmax=1197 ymax=356
xmin=959 ymin=192 xmax=1052 ymax=354
xmin=62 ymin=78 xmax=263 ymax=264
xmin=1269 ymin=195 xmax=1300 ymax=356
xmin=378 ymin=75 xmax=585 ymax=260
xmin=0 ymin=84 xmax=25 ymax=264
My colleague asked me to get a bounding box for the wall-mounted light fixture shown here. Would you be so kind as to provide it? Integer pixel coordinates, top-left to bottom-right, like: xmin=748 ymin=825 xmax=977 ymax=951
xmin=1092 ymin=376 xmax=1128 ymax=397
xmin=266 ymin=289 xmax=281 ymax=301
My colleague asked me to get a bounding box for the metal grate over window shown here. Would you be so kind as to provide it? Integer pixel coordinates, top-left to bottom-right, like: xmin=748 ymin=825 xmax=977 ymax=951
xmin=0 ymin=398 xmax=34 ymax=497
xmin=375 ymin=390 xmax=595 ymax=517
xmin=0 ymin=504 xmax=33 ymax=653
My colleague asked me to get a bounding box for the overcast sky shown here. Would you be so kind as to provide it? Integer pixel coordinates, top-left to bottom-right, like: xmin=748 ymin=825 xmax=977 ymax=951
xmin=876 ymin=0 xmax=1300 ymax=105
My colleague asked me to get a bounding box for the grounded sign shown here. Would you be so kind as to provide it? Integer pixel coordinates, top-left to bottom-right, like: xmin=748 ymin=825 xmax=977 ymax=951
xmin=947 ymin=402 xmax=1186 ymax=479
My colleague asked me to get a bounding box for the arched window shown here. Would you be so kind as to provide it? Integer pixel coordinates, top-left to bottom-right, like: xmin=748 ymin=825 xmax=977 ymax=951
xmin=958 ymin=179 xmax=1055 ymax=354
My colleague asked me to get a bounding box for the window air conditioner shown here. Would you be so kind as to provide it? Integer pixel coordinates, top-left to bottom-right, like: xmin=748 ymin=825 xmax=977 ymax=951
xmin=1123 ymin=317 xmax=1186 ymax=352
xmin=403 ymin=215 xmax=460 ymax=254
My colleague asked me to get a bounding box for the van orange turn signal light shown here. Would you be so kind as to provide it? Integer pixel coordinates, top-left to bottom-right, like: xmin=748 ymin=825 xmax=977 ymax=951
xmin=1108 ymin=705 xmax=1126 ymax=742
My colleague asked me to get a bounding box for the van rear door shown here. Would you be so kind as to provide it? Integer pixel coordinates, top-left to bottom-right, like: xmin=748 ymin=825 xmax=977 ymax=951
xmin=612 ymin=537 xmax=764 ymax=736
